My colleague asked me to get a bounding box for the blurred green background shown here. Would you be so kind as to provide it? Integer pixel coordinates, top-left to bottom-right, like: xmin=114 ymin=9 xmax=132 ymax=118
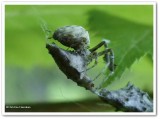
xmin=5 ymin=5 xmax=153 ymax=112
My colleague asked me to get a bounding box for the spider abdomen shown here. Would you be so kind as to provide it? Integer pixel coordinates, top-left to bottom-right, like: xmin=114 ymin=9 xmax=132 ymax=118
xmin=53 ymin=25 xmax=90 ymax=50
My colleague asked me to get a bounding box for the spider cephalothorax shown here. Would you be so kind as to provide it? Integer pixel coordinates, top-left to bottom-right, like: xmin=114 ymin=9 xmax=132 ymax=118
xmin=46 ymin=25 xmax=115 ymax=91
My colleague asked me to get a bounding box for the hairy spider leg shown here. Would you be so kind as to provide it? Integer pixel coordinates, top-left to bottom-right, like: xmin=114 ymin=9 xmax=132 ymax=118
xmin=97 ymin=49 xmax=115 ymax=89
xmin=86 ymin=40 xmax=109 ymax=72
xmin=93 ymin=48 xmax=115 ymax=81
xmin=90 ymin=40 xmax=109 ymax=52
xmin=100 ymin=49 xmax=115 ymax=72
xmin=85 ymin=52 xmax=98 ymax=72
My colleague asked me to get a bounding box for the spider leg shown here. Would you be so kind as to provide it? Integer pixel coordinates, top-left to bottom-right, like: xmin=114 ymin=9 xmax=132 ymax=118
xmin=84 ymin=40 xmax=109 ymax=72
xmin=81 ymin=52 xmax=98 ymax=73
xmin=84 ymin=39 xmax=115 ymax=80
xmin=93 ymin=48 xmax=115 ymax=81
xmin=98 ymin=48 xmax=115 ymax=72
xmin=89 ymin=39 xmax=109 ymax=52
xmin=86 ymin=52 xmax=98 ymax=71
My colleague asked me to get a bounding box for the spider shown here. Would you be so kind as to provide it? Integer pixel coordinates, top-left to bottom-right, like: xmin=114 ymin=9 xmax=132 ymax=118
xmin=46 ymin=25 xmax=115 ymax=92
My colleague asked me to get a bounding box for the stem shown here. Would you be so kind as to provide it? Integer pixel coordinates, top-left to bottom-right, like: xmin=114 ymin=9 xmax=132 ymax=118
xmin=91 ymin=82 xmax=153 ymax=112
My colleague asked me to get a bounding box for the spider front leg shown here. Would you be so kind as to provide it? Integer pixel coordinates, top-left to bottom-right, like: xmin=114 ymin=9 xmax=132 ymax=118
xmin=98 ymin=48 xmax=115 ymax=73
xmin=89 ymin=39 xmax=109 ymax=52
xmin=93 ymin=48 xmax=115 ymax=82
xmin=90 ymin=39 xmax=115 ymax=72
xmin=85 ymin=52 xmax=98 ymax=71
xmin=84 ymin=39 xmax=110 ymax=71
xmin=94 ymin=48 xmax=116 ymax=89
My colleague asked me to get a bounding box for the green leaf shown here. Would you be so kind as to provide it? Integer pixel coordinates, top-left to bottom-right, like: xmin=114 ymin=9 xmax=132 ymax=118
xmin=87 ymin=10 xmax=153 ymax=87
